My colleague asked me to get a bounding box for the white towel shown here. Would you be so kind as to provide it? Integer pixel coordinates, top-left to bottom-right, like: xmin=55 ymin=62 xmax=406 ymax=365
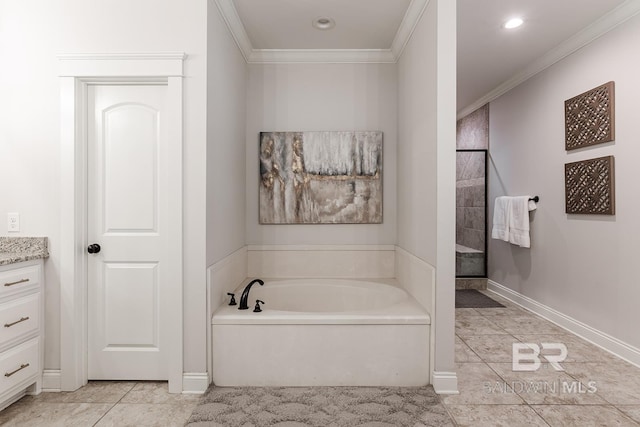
xmin=491 ymin=196 xmax=511 ymax=242
xmin=491 ymin=196 xmax=536 ymax=248
xmin=508 ymin=196 xmax=531 ymax=248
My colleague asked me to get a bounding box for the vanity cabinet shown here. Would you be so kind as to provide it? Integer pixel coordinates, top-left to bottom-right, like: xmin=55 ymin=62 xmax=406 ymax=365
xmin=0 ymin=260 xmax=43 ymax=410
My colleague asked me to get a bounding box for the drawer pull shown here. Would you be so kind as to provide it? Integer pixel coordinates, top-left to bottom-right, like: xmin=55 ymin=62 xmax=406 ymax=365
xmin=4 ymin=278 xmax=29 ymax=287
xmin=5 ymin=363 xmax=29 ymax=378
xmin=4 ymin=317 xmax=30 ymax=328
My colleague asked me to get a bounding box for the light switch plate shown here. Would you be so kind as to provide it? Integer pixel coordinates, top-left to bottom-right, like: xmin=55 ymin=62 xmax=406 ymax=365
xmin=7 ymin=213 xmax=20 ymax=232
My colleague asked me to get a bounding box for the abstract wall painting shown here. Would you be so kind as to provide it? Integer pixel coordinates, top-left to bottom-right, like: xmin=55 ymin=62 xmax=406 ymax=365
xmin=259 ymin=131 xmax=383 ymax=224
xmin=565 ymin=155 xmax=615 ymax=215
xmin=565 ymin=81 xmax=615 ymax=151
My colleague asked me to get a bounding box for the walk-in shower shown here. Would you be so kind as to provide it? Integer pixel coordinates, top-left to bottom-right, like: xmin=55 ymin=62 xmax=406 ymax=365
xmin=456 ymin=149 xmax=487 ymax=277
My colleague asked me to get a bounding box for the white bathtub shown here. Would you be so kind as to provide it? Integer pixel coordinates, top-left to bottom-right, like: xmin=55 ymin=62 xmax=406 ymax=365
xmin=212 ymin=278 xmax=431 ymax=386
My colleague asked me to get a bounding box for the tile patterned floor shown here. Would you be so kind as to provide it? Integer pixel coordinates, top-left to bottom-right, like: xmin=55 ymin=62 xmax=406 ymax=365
xmin=0 ymin=289 xmax=639 ymax=426
xmin=443 ymin=290 xmax=640 ymax=426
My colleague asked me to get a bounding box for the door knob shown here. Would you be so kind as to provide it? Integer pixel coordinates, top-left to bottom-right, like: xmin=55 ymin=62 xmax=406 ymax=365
xmin=87 ymin=244 xmax=101 ymax=254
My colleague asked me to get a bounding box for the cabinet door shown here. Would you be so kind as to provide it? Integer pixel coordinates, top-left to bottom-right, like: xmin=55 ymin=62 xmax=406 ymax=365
xmin=0 ymin=294 xmax=39 ymax=346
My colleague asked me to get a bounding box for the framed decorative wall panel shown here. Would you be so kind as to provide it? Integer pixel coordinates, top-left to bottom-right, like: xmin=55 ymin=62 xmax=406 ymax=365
xmin=259 ymin=131 xmax=383 ymax=224
xmin=565 ymin=81 xmax=615 ymax=151
xmin=565 ymin=156 xmax=615 ymax=215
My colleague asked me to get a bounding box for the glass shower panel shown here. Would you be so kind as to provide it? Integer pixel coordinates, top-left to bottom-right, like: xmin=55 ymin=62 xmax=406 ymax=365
xmin=456 ymin=149 xmax=487 ymax=277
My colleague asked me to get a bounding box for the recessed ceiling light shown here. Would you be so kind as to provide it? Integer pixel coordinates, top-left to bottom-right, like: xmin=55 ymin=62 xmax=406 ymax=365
xmin=504 ymin=17 xmax=524 ymax=29
xmin=313 ymin=17 xmax=335 ymax=30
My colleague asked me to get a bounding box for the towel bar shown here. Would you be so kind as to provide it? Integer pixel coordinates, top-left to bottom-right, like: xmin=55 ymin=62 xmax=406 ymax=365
xmin=529 ymin=196 xmax=539 ymax=203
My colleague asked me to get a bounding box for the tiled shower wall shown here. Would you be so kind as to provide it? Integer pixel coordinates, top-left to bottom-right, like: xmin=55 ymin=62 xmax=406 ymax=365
xmin=456 ymin=104 xmax=489 ymax=150
xmin=456 ymin=153 xmax=485 ymax=251
xmin=456 ymin=105 xmax=489 ymax=253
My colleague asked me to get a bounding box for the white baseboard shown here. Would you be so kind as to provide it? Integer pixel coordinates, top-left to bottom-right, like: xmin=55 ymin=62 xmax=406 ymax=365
xmin=432 ymin=371 xmax=458 ymax=395
xmin=42 ymin=369 xmax=61 ymax=392
xmin=488 ymin=280 xmax=640 ymax=368
xmin=182 ymin=373 xmax=209 ymax=394
xmin=42 ymin=370 xmax=208 ymax=394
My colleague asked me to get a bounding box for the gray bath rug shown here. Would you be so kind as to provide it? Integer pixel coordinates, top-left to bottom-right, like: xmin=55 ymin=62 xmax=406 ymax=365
xmin=186 ymin=386 xmax=454 ymax=427
xmin=455 ymin=289 xmax=504 ymax=308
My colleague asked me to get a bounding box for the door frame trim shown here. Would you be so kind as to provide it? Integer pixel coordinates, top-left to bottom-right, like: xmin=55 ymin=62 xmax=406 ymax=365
xmin=59 ymin=53 xmax=185 ymax=393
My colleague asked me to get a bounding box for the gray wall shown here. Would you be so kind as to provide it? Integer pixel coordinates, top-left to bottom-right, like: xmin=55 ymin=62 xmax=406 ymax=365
xmin=489 ymin=13 xmax=640 ymax=349
xmin=246 ymin=63 xmax=398 ymax=245
xmin=207 ymin=1 xmax=247 ymax=265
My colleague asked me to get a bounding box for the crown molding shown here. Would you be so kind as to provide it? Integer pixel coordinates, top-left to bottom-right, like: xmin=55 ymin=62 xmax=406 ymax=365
xmin=390 ymin=0 xmax=431 ymax=59
xmin=457 ymin=0 xmax=640 ymax=119
xmin=213 ymin=0 xmax=253 ymax=62
xmin=214 ymin=0 xmax=425 ymax=64
xmin=248 ymin=49 xmax=396 ymax=64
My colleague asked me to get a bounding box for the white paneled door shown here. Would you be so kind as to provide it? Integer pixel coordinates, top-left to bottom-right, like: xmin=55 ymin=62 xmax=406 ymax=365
xmin=87 ymin=84 xmax=176 ymax=380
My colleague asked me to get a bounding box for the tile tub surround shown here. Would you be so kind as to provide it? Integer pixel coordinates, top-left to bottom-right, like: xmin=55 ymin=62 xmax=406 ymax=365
xmin=0 ymin=237 xmax=49 ymax=266
xmin=247 ymin=245 xmax=396 ymax=279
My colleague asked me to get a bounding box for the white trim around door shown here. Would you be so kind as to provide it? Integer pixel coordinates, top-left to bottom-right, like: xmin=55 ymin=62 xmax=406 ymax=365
xmin=59 ymin=53 xmax=185 ymax=393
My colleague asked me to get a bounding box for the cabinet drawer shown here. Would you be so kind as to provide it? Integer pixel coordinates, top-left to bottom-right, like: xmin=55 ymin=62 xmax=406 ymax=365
xmin=0 ymin=265 xmax=40 ymax=297
xmin=0 ymin=294 xmax=39 ymax=347
xmin=0 ymin=337 xmax=38 ymax=393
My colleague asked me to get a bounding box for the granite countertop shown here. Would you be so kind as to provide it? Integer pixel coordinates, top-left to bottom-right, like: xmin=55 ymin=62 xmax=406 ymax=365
xmin=0 ymin=237 xmax=49 ymax=266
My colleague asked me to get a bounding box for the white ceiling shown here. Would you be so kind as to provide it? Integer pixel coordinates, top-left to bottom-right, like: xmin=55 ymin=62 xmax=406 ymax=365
xmin=233 ymin=0 xmax=411 ymax=49
xmin=457 ymin=0 xmax=627 ymax=113
xmin=221 ymin=0 xmax=636 ymax=114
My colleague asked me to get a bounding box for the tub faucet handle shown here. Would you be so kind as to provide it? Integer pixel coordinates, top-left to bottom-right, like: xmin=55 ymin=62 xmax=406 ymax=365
xmin=253 ymin=300 xmax=265 ymax=313
xmin=227 ymin=293 xmax=237 ymax=306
